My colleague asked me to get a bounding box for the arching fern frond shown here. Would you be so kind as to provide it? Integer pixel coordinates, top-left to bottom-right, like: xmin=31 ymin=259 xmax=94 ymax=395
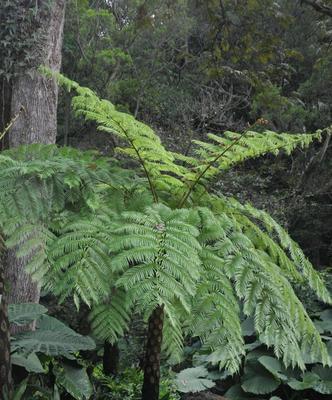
xmin=47 ymin=212 xmax=116 ymax=306
xmin=0 ymin=144 xmax=113 ymax=283
xmin=218 ymin=196 xmax=332 ymax=305
xmin=49 ymin=70 xmax=324 ymax=208
xmin=193 ymin=130 xmax=322 ymax=175
xmin=190 ymin=247 xmax=245 ymax=373
xmin=89 ymin=289 xmax=131 ymax=344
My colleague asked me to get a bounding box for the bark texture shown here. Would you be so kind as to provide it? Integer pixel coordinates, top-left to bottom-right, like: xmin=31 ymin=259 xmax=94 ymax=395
xmin=141 ymin=306 xmax=164 ymax=400
xmin=6 ymin=0 xmax=66 ymax=307
xmin=0 ymin=255 xmax=13 ymax=399
xmin=9 ymin=0 xmax=65 ymax=147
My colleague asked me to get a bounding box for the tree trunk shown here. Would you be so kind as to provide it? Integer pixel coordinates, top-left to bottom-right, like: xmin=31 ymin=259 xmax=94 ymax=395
xmin=103 ymin=341 xmax=120 ymax=376
xmin=141 ymin=305 xmax=164 ymax=400
xmin=0 ymin=254 xmax=13 ymax=399
xmin=6 ymin=0 xmax=66 ymax=307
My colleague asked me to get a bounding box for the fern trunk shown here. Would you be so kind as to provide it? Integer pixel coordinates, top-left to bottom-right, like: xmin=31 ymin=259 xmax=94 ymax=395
xmin=0 ymin=254 xmax=13 ymax=399
xmin=6 ymin=0 xmax=66 ymax=311
xmin=141 ymin=306 xmax=164 ymax=400
xmin=103 ymin=341 xmax=120 ymax=376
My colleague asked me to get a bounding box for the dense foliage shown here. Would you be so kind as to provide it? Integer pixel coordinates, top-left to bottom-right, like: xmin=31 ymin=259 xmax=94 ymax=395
xmin=0 ymin=71 xmax=331 ymax=398
xmin=0 ymin=1 xmax=331 ymax=400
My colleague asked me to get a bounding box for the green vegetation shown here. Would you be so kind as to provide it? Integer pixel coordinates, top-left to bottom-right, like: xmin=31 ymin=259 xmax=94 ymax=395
xmin=0 ymin=1 xmax=331 ymax=400
xmin=0 ymin=73 xmax=331 ymax=399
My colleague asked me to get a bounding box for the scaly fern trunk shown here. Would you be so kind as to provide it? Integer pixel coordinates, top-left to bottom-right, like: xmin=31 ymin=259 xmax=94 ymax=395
xmin=141 ymin=306 xmax=164 ymax=400
xmin=0 ymin=254 xmax=13 ymax=399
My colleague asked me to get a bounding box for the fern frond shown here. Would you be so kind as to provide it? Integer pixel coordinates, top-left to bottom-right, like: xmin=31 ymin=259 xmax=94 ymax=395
xmin=89 ymin=290 xmax=130 ymax=343
xmin=47 ymin=214 xmax=114 ymax=306
xmin=190 ymin=247 xmax=245 ymax=373
xmin=224 ymin=197 xmax=332 ymax=304
xmin=113 ymin=204 xmax=201 ymax=317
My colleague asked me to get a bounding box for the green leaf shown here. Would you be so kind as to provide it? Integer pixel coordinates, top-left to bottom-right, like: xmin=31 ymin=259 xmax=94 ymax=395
xmin=327 ymin=341 xmax=332 ymax=358
xmin=241 ymin=361 xmax=280 ymax=395
xmin=53 ymin=385 xmax=60 ymax=400
xmin=288 ymin=372 xmax=320 ymax=391
xmin=11 ymin=352 xmax=44 ymax=373
xmin=314 ymin=310 xmax=332 ymax=334
xmin=12 ymin=315 xmax=95 ymax=356
xmin=55 ymin=364 xmax=93 ymax=400
xmin=242 ymin=317 xmax=255 ymax=336
xmin=225 ymin=384 xmax=253 ymax=400
xmin=12 ymin=378 xmax=28 ymax=400
xmin=258 ymin=356 xmax=288 ymax=380
xmin=8 ymin=303 xmax=47 ymax=326
xmin=311 ymin=366 xmax=332 ymax=394
xmin=175 ymin=366 xmax=215 ymax=393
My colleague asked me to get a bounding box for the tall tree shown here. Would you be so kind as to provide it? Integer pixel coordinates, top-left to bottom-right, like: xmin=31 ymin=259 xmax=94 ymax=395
xmin=5 ymin=0 xmax=66 ymax=306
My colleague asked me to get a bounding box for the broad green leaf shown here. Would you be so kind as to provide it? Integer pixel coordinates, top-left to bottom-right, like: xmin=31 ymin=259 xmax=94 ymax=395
xmin=11 ymin=352 xmax=44 ymax=373
xmin=312 ymin=366 xmax=332 ymax=394
xmin=55 ymin=364 xmax=93 ymax=400
xmin=8 ymin=303 xmax=47 ymax=326
xmin=175 ymin=366 xmax=215 ymax=393
xmin=225 ymin=384 xmax=253 ymax=400
xmin=53 ymin=385 xmax=60 ymax=400
xmin=12 ymin=315 xmax=95 ymax=356
xmin=288 ymin=372 xmax=320 ymax=390
xmin=242 ymin=317 xmax=255 ymax=336
xmin=314 ymin=310 xmax=332 ymax=334
xmin=12 ymin=378 xmax=28 ymax=400
xmin=258 ymin=356 xmax=288 ymax=380
xmin=241 ymin=362 xmax=280 ymax=394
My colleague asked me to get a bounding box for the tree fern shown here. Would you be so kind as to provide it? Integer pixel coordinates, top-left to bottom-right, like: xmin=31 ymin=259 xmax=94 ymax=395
xmin=2 ymin=70 xmax=328 ymax=400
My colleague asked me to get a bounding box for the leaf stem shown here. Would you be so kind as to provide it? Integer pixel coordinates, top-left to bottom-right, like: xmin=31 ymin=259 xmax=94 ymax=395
xmin=178 ymin=129 xmax=248 ymax=208
xmin=115 ymin=121 xmax=159 ymax=203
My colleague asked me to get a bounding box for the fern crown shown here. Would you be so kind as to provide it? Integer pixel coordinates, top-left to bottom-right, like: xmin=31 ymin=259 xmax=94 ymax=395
xmin=1 ymin=70 xmax=331 ymax=374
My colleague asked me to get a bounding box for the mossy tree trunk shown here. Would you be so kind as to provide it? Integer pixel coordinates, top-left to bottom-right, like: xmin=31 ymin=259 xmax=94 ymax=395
xmin=141 ymin=305 xmax=164 ymax=400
